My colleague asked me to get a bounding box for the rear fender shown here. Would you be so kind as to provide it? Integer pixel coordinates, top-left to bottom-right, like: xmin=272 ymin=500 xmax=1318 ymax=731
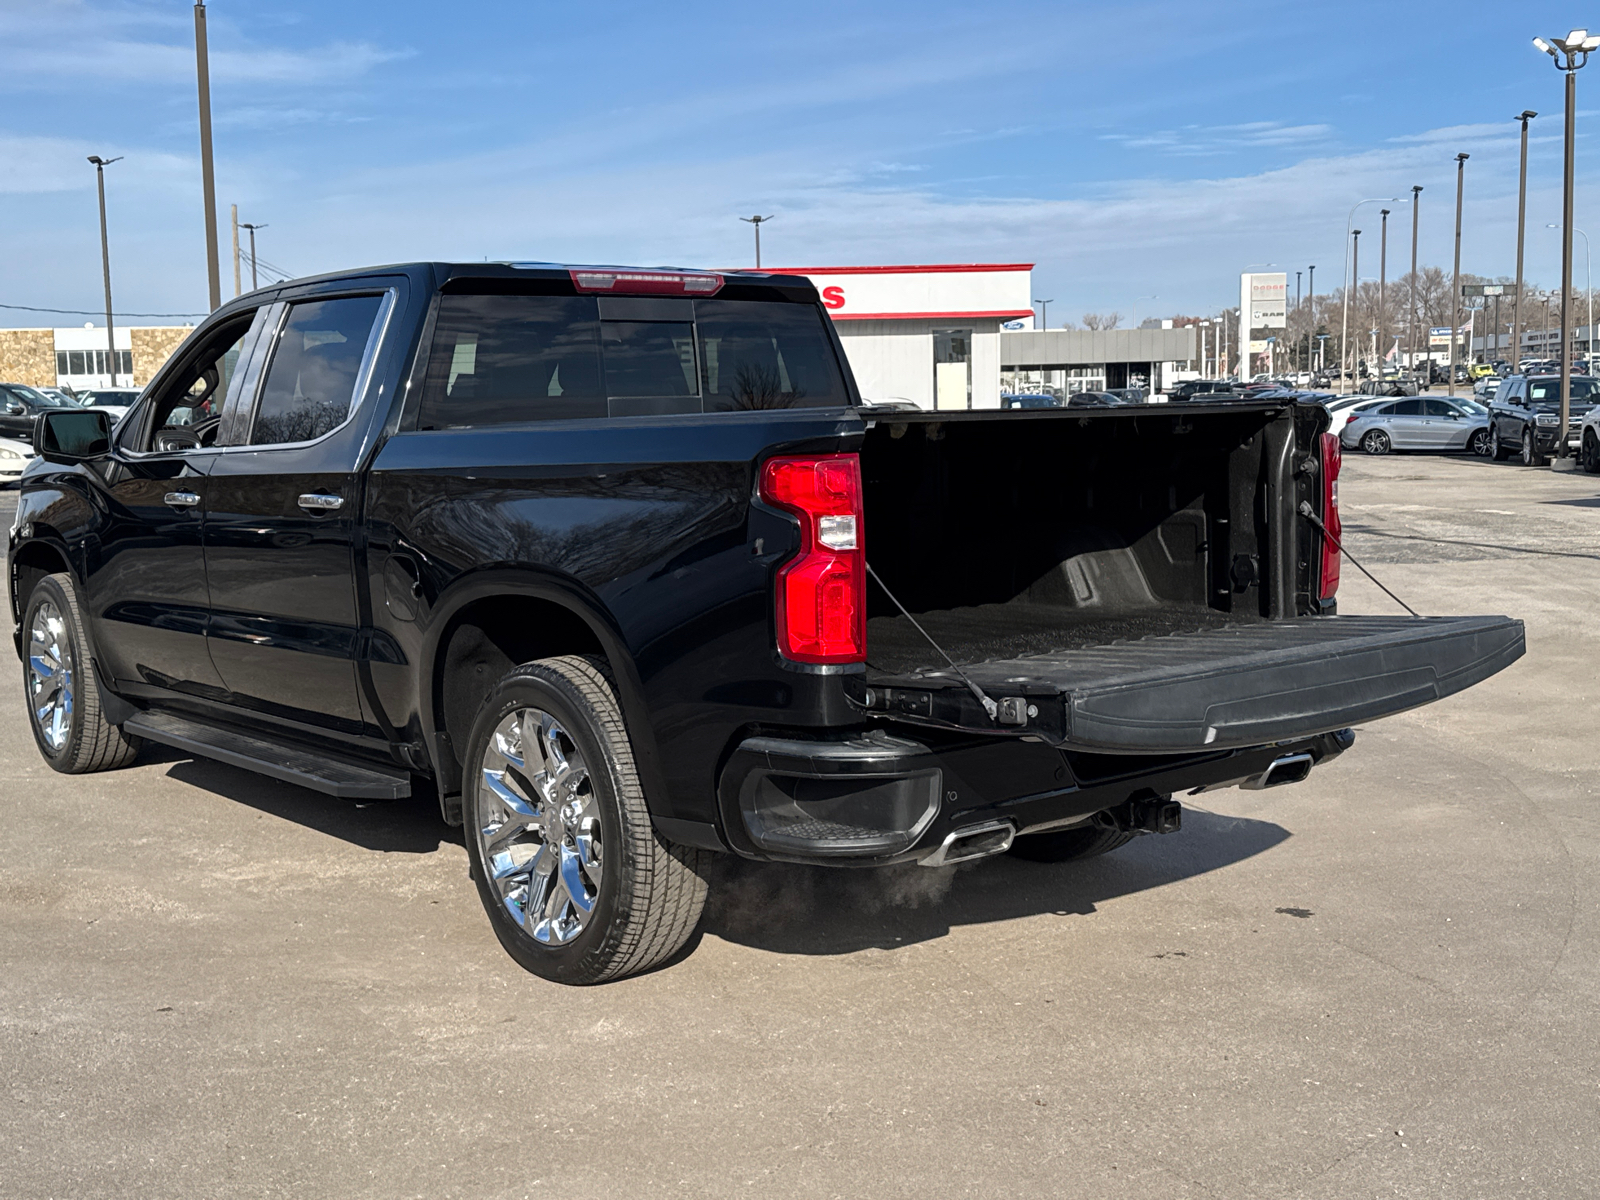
xmin=418 ymin=568 xmax=664 ymax=806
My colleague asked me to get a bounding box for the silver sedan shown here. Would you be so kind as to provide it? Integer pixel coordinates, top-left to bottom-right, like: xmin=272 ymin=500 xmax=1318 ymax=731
xmin=1340 ymin=396 xmax=1491 ymax=456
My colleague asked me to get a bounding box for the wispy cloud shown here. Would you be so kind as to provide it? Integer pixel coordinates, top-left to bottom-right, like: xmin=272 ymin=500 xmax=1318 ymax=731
xmin=1102 ymin=120 xmax=1334 ymax=156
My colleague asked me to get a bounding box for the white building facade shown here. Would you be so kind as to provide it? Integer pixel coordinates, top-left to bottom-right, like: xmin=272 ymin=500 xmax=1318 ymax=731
xmin=778 ymin=264 xmax=1034 ymax=410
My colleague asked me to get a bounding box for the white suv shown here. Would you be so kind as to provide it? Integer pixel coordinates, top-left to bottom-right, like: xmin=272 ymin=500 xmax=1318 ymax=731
xmin=1579 ymin=403 xmax=1600 ymax=472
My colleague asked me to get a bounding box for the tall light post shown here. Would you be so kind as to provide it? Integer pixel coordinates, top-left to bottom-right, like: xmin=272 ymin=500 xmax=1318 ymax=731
xmin=1408 ymin=186 xmax=1422 ymax=378
xmin=739 ymin=214 xmax=774 ymax=268
xmin=1340 ymin=197 xmax=1398 ymax=393
xmin=1033 ymin=298 xmax=1053 ymax=330
xmin=1449 ymin=153 xmax=1468 ymax=397
xmin=1348 ymin=231 xmax=1361 ymax=385
xmin=1378 ymin=209 xmax=1391 ymax=380
xmin=240 ymin=223 xmax=266 ymax=291
xmin=1549 ymin=223 xmax=1593 ymax=369
xmin=1306 ymin=264 xmax=1315 ymax=372
xmin=86 ymin=155 xmax=123 ymax=386
xmin=194 ymin=2 xmax=221 ymax=311
xmin=1535 ymin=30 xmax=1600 ymax=451
xmin=1512 ymin=111 xmax=1537 ymax=371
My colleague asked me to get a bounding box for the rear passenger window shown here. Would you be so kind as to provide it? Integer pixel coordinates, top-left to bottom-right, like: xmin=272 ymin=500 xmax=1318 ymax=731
xmin=419 ymin=292 xmax=850 ymax=428
xmin=1390 ymin=399 xmax=1424 ymax=416
xmin=251 ymin=296 xmax=386 ymax=445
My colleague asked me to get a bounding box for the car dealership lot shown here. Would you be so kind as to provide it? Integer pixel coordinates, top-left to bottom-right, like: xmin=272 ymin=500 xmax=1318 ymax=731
xmin=2 ymin=456 xmax=1597 ymax=1200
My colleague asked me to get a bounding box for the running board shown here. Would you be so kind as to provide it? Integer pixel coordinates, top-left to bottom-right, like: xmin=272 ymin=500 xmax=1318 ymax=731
xmin=123 ymin=710 xmax=412 ymax=800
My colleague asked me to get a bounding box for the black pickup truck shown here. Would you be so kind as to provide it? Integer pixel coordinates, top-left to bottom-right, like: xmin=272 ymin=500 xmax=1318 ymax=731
xmin=8 ymin=261 xmax=1524 ymax=984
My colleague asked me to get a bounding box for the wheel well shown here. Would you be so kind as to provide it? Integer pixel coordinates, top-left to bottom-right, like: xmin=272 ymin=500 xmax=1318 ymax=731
xmin=435 ymin=594 xmax=607 ymax=765
xmin=9 ymin=542 xmax=70 ymax=628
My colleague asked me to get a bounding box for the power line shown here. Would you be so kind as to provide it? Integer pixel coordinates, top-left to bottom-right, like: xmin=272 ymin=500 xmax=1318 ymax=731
xmin=0 ymin=302 xmax=208 ymax=319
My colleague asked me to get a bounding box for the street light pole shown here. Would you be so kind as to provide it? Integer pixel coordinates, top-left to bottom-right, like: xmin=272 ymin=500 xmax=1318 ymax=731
xmin=1378 ymin=209 xmax=1390 ymax=380
xmin=240 ymin=223 xmax=266 ymax=291
xmin=1306 ymin=264 xmax=1315 ymax=372
xmin=1408 ymin=186 xmax=1421 ymax=377
xmin=739 ymin=214 xmax=774 ymax=269
xmin=1348 ymin=230 xmax=1360 ymax=386
xmin=86 ymin=155 xmax=123 ymax=386
xmin=1512 ymin=111 xmax=1537 ymax=372
xmin=1535 ymin=30 xmax=1599 ymax=452
xmin=1033 ymin=298 xmax=1053 ymax=330
xmin=194 ymin=2 xmax=221 ymax=311
xmin=1450 ymin=153 xmax=1469 ymax=397
xmin=1549 ymin=223 xmax=1594 ymax=370
xmin=1340 ymin=198 xmax=1397 ymax=393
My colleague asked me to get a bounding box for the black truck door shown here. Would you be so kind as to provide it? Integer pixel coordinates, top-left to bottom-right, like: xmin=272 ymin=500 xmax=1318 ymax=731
xmin=83 ymin=309 xmax=263 ymax=699
xmin=203 ymin=289 xmax=397 ymax=733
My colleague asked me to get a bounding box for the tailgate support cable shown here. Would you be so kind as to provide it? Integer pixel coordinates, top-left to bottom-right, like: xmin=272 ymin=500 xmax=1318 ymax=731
xmin=866 ymin=561 xmax=999 ymax=720
xmin=1297 ymin=502 xmax=1421 ymax=617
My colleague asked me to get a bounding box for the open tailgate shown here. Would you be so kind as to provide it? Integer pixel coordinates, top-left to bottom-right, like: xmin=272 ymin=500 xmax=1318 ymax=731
xmin=850 ymin=615 xmax=1524 ymax=752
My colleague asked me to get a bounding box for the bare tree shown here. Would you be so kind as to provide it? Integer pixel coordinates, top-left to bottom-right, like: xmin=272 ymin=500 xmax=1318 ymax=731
xmin=1082 ymin=312 xmax=1122 ymax=331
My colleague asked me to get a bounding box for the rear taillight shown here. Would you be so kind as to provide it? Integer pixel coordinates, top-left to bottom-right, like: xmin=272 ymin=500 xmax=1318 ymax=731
xmin=569 ymin=269 xmax=723 ymax=295
xmin=1318 ymin=431 xmax=1341 ymax=600
xmin=759 ymin=454 xmax=866 ymax=663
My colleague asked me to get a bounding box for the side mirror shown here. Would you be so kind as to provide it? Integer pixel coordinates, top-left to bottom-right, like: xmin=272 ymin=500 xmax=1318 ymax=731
xmin=35 ymin=409 xmax=112 ymax=464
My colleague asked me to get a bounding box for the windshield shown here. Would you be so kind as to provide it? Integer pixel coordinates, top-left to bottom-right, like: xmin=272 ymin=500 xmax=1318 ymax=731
xmin=1527 ymin=378 xmax=1598 ymax=402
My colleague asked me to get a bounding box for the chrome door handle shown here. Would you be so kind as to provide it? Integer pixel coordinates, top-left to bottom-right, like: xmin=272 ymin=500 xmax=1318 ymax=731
xmin=297 ymin=493 xmax=344 ymax=512
xmin=163 ymin=491 xmax=201 ymax=508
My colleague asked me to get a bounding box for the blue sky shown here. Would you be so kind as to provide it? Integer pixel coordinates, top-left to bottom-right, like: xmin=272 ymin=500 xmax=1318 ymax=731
xmin=5 ymin=0 xmax=1600 ymax=327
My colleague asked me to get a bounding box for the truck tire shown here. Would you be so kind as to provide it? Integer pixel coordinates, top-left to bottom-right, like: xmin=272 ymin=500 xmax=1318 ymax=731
xmin=462 ymin=654 xmax=710 ymax=984
xmin=1521 ymin=427 xmax=1548 ymax=467
xmin=1490 ymin=427 xmax=1513 ymax=461
xmin=22 ymin=573 xmax=143 ymax=774
xmin=1007 ymin=821 xmax=1136 ymax=863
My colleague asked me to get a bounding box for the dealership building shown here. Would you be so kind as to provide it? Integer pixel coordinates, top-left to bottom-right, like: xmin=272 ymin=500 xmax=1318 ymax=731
xmin=0 ymin=324 xmax=193 ymax=391
xmin=785 ymin=263 xmax=1196 ymax=408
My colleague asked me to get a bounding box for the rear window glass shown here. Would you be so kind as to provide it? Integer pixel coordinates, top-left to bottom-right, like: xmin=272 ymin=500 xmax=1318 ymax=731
xmin=419 ymin=293 xmax=849 ymax=428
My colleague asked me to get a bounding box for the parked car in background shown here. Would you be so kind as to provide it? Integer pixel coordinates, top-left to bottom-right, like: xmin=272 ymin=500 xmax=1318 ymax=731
xmin=0 ymin=434 xmax=34 ymax=486
xmin=1105 ymin=386 xmax=1147 ymax=404
xmin=1169 ymin=379 xmax=1236 ymax=401
xmin=1579 ymin=401 xmax=1600 ymax=473
xmin=1486 ymin=374 xmax=1598 ymax=465
xmin=1323 ymin=396 xmax=1390 ymax=437
xmin=0 ymin=382 xmax=80 ymax=440
xmin=70 ymin=388 xmax=140 ymax=425
xmin=1001 ymin=392 xmax=1063 ymax=410
xmin=1467 ymin=363 xmax=1498 ymax=381
xmin=35 ymin=387 xmax=77 ymax=405
xmin=1341 ymin=396 xmax=1491 ymax=456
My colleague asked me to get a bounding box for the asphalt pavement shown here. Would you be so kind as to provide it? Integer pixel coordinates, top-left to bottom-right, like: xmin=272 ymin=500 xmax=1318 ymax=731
xmin=1 ymin=450 xmax=1597 ymax=1199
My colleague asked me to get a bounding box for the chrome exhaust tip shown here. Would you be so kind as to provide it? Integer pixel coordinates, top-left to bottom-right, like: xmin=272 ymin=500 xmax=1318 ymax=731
xmin=919 ymin=820 xmax=1015 ymax=868
xmin=1242 ymin=751 xmax=1314 ymax=790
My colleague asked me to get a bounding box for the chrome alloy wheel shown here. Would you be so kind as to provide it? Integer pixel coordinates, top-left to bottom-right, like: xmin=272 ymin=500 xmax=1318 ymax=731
xmin=27 ymin=600 xmax=74 ymax=753
xmin=477 ymin=708 xmax=602 ymax=945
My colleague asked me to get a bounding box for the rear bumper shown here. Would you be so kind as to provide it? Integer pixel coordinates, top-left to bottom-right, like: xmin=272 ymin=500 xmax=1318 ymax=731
xmin=716 ymin=726 xmax=1355 ymax=866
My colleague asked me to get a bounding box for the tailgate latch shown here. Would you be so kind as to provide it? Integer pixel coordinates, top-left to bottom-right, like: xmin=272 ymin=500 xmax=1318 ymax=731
xmin=994 ymin=696 xmax=1036 ymax=726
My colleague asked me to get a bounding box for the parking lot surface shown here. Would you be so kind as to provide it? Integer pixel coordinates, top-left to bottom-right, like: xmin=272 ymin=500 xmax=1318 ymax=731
xmin=2 ymin=452 xmax=1597 ymax=1199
